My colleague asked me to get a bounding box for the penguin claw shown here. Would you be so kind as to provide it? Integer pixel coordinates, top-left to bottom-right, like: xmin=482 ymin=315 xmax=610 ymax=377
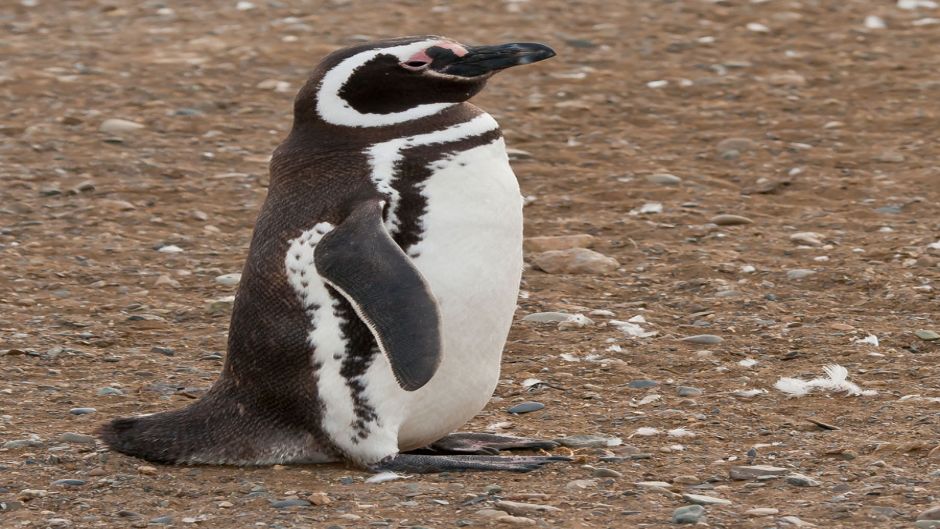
xmin=370 ymin=453 xmax=571 ymax=474
xmin=421 ymin=432 xmax=561 ymax=455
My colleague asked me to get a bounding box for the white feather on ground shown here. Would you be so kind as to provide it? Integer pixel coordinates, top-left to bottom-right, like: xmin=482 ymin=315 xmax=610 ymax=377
xmin=774 ymin=364 xmax=877 ymax=397
xmin=668 ymin=427 xmax=695 ymax=438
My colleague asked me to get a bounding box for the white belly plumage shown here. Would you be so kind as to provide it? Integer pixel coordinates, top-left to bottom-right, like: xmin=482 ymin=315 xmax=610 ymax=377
xmin=286 ymin=132 xmax=523 ymax=465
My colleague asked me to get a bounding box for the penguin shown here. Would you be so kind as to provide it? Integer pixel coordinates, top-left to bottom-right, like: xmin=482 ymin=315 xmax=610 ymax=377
xmin=99 ymin=36 xmax=564 ymax=473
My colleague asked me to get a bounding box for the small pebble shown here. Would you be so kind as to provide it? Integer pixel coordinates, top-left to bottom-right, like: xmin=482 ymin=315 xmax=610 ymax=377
xmin=137 ymin=465 xmax=158 ymax=476
xmin=59 ymin=432 xmax=96 ymax=444
xmin=645 ymin=173 xmax=682 ymax=185
xmin=785 ymin=473 xmax=821 ymax=487
xmin=97 ymin=387 xmax=124 ymax=396
xmin=69 ymin=407 xmax=97 ymax=415
xmin=507 ymin=401 xmax=544 ymax=414
xmin=556 ymin=435 xmax=622 ymax=448
xmin=494 ymin=500 xmax=563 ymax=515
xmin=680 ymin=334 xmax=723 ymax=344
xmin=628 ymin=379 xmax=659 ymax=389
xmin=270 ymin=499 xmax=312 ymax=508
xmin=672 ymin=505 xmax=706 ymax=524
xmin=746 ymin=508 xmax=779 ymax=516
xmin=682 ymin=493 xmax=731 ymax=506
xmin=495 ymin=515 xmax=536 ymax=526
xmin=592 ymin=468 xmax=623 ymax=478
xmin=522 ymin=312 xmax=571 ymax=323
xmin=215 ymin=273 xmax=241 ymax=286
xmin=716 ymin=137 xmax=756 ymax=152
xmin=915 ymin=330 xmax=940 ymax=341
xmin=730 ymin=465 xmax=788 ymax=480
xmin=677 ymin=386 xmax=703 ymax=397
xmin=786 ymin=269 xmax=815 ymax=280
xmin=149 ymin=516 xmax=173 ymax=525
xmin=532 ymin=248 xmax=620 ymax=275
xmin=52 ymin=479 xmax=85 ymax=487
xmin=918 ymin=506 xmax=940 ymax=521
xmin=710 ymin=214 xmax=753 ymax=226
xmin=99 ymin=118 xmax=145 ymax=135
xmin=790 ymin=232 xmax=823 ymax=246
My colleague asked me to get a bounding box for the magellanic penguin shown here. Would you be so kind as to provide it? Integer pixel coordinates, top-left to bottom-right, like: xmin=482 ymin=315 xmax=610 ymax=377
xmin=100 ymin=36 xmax=565 ymax=473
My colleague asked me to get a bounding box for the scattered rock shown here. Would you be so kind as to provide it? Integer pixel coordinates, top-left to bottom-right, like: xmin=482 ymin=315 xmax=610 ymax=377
xmin=495 ymin=515 xmax=536 ymax=526
xmin=672 ymin=505 xmax=706 ymax=524
xmin=636 ymin=481 xmax=673 ymax=489
xmin=779 ymin=515 xmax=814 ymax=527
xmin=207 ymin=296 xmax=236 ymax=314
xmin=68 ymin=407 xmax=96 ymax=415
xmin=555 ymin=435 xmax=622 ymax=448
xmin=915 ymin=330 xmax=940 ymax=341
xmin=52 ymin=479 xmax=85 ymax=487
xmin=565 ymin=479 xmax=597 ymax=491
xmin=790 ymin=232 xmax=823 ymax=246
xmin=680 ymin=334 xmax=723 ymax=344
xmin=149 ymin=516 xmax=173 ymax=526
xmin=524 ymin=234 xmax=596 ymax=252
xmin=157 ymin=244 xmax=184 ymax=254
xmin=215 ymin=273 xmax=241 ymax=286
xmin=308 ymin=492 xmax=331 ymax=506
xmin=532 ymin=248 xmax=620 ymax=275
xmin=628 ymin=379 xmax=659 ymax=389
xmin=99 ymin=118 xmax=145 ymax=135
xmin=592 ymin=467 xmax=623 ymax=478
xmin=96 ymin=387 xmax=124 ymax=396
xmin=746 ymin=508 xmax=779 ymax=516
xmin=3 ymin=437 xmax=43 ymax=449
xmin=767 ymin=72 xmax=807 ymax=86
xmin=716 ymin=137 xmax=756 ymax=152
xmin=154 ymin=274 xmax=181 ymax=288
xmin=785 ymin=473 xmax=821 ymax=487
xmin=270 ymin=499 xmax=311 ymax=508
xmin=874 ymin=151 xmax=905 ymax=163
xmin=682 ymin=493 xmax=731 ymax=506
xmin=677 ymin=386 xmax=703 ymax=397
xmin=710 ymin=214 xmax=753 ymax=226
xmin=495 ymin=500 xmax=563 ymax=515
xmin=137 ymin=465 xmax=158 ymax=476
xmin=918 ymin=506 xmax=940 ymax=521
xmin=787 ymin=269 xmax=816 ymax=280
xmin=59 ymin=432 xmax=95 ymax=444
xmin=522 ymin=312 xmax=572 ymax=323
xmin=645 ymin=173 xmax=682 ymax=185
xmin=507 ymin=401 xmax=544 ymax=414
xmin=864 ymin=15 xmax=887 ymax=29
xmin=730 ymin=465 xmax=788 ymax=480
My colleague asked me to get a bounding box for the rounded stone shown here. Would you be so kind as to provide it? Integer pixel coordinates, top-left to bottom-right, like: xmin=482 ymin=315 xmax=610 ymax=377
xmin=507 ymin=401 xmax=545 ymax=414
xmin=672 ymin=505 xmax=705 ymax=524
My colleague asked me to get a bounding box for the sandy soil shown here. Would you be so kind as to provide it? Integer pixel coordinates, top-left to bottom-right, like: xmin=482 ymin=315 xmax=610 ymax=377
xmin=1 ymin=0 xmax=939 ymax=528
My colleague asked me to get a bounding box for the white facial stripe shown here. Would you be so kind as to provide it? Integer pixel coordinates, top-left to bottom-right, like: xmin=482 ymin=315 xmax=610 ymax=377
xmin=316 ymin=39 xmax=457 ymax=128
xmin=366 ymin=113 xmax=500 ymax=235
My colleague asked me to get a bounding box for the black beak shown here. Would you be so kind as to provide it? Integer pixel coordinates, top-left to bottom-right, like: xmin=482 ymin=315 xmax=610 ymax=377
xmin=438 ymin=42 xmax=556 ymax=77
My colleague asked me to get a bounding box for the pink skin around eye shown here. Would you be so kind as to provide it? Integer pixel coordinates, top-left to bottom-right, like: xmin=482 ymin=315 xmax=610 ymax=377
xmin=402 ymin=41 xmax=469 ymax=69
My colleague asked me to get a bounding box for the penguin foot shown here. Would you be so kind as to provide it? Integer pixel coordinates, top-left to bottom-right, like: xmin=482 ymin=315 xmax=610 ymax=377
xmin=370 ymin=453 xmax=571 ymax=474
xmin=416 ymin=432 xmax=559 ymax=455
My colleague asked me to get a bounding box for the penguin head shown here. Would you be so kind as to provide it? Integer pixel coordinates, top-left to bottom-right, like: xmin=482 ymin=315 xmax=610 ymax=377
xmin=297 ymin=36 xmax=555 ymax=128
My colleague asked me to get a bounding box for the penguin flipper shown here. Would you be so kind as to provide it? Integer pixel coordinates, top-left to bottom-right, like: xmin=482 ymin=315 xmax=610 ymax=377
xmin=315 ymin=198 xmax=442 ymax=392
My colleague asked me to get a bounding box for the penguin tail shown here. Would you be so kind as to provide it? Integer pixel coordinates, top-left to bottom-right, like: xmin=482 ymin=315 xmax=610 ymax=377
xmin=98 ymin=389 xmax=331 ymax=466
xmin=97 ymin=408 xmax=209 ymax=464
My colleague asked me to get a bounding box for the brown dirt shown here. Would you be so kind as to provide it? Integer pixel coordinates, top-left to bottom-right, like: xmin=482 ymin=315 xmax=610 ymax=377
xmin=2 ymin=1 xmax=939 ymax=528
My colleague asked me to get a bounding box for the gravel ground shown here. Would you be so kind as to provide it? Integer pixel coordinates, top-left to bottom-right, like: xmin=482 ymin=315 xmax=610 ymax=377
xmin=1 ymin=1 xmax=939 ymax=528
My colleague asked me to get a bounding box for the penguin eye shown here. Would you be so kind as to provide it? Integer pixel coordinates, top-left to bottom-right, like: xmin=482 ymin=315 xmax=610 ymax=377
xmin=401 ymin=60 xmax=430 ymax=71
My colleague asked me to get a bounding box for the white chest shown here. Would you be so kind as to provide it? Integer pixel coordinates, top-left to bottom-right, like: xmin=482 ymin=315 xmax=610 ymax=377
xmin=288 ymin=122 xmax=523 ymax=465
